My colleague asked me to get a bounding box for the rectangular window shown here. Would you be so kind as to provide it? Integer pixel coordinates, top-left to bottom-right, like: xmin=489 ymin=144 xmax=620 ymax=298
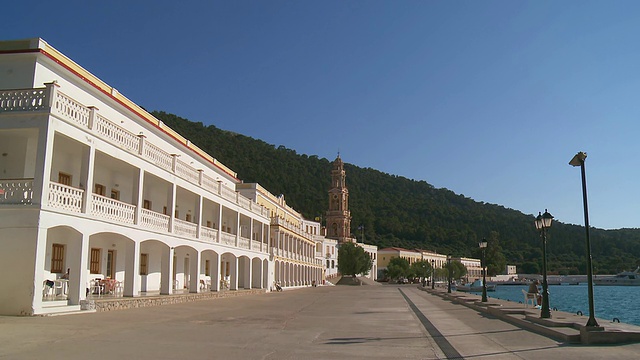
xmin=90 ymin=248 xmax=101 ymax=274
xmin=205 ymin=260 xmax=210 ymax=276
xmin=140 ymin=253 xmax=148 ymax=275
xmin=106 ymin=250 xmax=115 ymax=278
xmin=110 ymin=189 xmax=120 ymax=200
xmin=163 ymin=206 xmax=168 ymax=215
xmin=95 ymin=184 xmax=106 ymax=196
xmin=185 ymin=213 xmax=192 ymax=222
xmin=143 ymin=200 xmax=151 ymax=210
xmin=51 ymin=243 xmax=65 ymax=273
xmin=58 ymin=172 xmax=72 ymax=186
xmin=174 ymin=210 xmax=179 ymax=218
xmin=206 ymin=220 xmax=212 ymax=228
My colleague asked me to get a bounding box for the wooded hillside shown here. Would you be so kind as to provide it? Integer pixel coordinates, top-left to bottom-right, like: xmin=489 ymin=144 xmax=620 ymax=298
xmin=154 ymin=111 xmax=640 ymax=275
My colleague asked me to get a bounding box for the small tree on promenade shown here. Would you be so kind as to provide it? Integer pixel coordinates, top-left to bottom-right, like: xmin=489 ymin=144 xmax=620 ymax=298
xmin=411 ymin=260 xmax=433 ymax=280
xmin=386 ymin=257 xmax=411 ymax=280
xmin=338 ymin=242 xmax=373 ymax=277
xmin=444 ymin=260 xmax=468 ymax=282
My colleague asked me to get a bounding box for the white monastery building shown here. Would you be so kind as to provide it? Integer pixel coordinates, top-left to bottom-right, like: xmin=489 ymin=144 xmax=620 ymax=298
xmin=0 ymin=38 xmax=334 ymax=315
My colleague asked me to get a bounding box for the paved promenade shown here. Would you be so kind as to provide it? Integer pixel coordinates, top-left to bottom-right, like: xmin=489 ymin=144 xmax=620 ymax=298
xmin=2 ymin=284 xmax=640 ymax=359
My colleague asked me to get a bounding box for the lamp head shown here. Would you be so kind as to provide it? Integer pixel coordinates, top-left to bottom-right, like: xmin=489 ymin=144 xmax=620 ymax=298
xmin=479 ymin=239 xmax=487 ymax=249
xmin=569 ymin=151 xmax=587 ymax=167
xmin=535 ymin=209 xmax=553 ymax=230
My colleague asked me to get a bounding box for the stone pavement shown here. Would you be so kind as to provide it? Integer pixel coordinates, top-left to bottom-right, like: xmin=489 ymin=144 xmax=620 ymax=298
xmin=2 ymin=284 xmax=640 ymax=359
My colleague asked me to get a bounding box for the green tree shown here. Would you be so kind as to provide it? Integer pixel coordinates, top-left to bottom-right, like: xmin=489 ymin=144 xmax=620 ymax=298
xmin=411 ymin=260 xmax=432 ymax=280
xmin=337 ymin=242 xmax=373 ymax=277
xmin=485 ymin=231 xmax=507 ymax=276
xmin=444 ymin=260 xmax=468 ymax=281
xmin=386 ymin=257 xmax=411 ymax=280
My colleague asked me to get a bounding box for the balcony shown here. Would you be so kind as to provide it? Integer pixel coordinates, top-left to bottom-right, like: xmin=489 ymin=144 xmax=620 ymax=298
xmin=40 ymin=181 xmax=266 ymax=252
xmin=0 ymin=85 xmax=269 ymax=219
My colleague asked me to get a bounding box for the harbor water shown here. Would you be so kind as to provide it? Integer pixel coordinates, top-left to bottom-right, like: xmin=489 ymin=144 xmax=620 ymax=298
xmin=466 ymin=284 xmax=640 ymax=326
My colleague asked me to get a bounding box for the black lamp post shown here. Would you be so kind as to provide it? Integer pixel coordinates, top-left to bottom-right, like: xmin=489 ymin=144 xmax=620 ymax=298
xmin=569 ymin=151 xmax=599 ymax=328
xmin=479 ymin=239 xmax=488 ymax=302
xmin=447 ymin=255 xmax=452 ymax=294
xmin=534 ymin=209 xmax=553 ymax=319
xmin=431 ymin=259 xmax=435 ymax=290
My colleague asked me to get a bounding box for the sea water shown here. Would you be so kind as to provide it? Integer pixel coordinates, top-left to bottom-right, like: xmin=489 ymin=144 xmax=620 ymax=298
xmin=466 ymin=284 xmax=640 ymax=326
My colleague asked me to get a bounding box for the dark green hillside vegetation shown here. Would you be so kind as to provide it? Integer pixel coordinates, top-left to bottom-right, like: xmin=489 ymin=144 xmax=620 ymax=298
xmin=154 ymin=111 xmax=640 ymax=275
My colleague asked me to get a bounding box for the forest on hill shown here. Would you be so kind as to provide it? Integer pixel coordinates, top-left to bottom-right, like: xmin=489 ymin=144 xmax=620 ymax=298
xmin=153 ymin=111 xmax=640 ymax=275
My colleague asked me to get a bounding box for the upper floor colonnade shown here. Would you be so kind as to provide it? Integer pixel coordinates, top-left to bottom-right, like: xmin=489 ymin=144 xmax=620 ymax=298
xmin=0 ymin=82 xmax=271 ymax=250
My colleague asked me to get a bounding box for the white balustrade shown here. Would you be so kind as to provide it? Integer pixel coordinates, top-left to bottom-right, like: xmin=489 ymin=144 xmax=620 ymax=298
xmin=238 ymin=196 xmax=251 ymax=210
xmin=174 ymin=218 xmax=197 ymax=238
xmin=144 ymin=142 xmax=173 ymax=171
xmin=219 ymin=184 xmax=237 ymax=202
xmin=51 ymin=91 xmax=91 ymax=128
xmin=47 ymin=182 xmax=83 ymax=212
xmin=238 ymin=237 xmax=250 ymax=249
xmin=0 ymin=89 xmax=48 ymax=112
xmin=201 ymin=173 xmax=219 ymax=194
xmin=175 ymin=159 xmax=199 ymax=185
xmin=0 ymin=179 xmax=34 ymax=205
xmin=139 ymin=208 xmax=170 ymax=232
xmin=91 ymin=194 xmax=135 ymax=224
xmin=220 ymin=232 xmax=236 ymax=246
xmin=251 ymin=240 xmax=262 ymax=251
xmin=200 ymin=226 xmax=218 ymax=243
xmin=95 ymin=114 xmax=140 ymax=153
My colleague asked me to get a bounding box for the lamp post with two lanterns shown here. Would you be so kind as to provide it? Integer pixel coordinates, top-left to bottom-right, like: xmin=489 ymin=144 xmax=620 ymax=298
xmin=431 ymin=259 xmax=435 ymax=289
xmin=479 ymin=239 xmax=488 ymax=302
xmin=447 ymin=255 xmax=452 ymax=294
xmin=534 ymin=209 xmax=553 ymax=319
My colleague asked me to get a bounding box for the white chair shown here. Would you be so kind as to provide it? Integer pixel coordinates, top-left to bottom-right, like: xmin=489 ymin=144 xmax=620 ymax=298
xmin=53 ymin=280 xmax=64 ymax=297
xmin=89 ymin=279 xmax=103 ymax=296
xmin=521 ymin=289 xmax=537 ymax=308
xmin=42 ymin=280 xmax=55 ymax=297
xmin=113 ymin=281 xmax=124 ymax=296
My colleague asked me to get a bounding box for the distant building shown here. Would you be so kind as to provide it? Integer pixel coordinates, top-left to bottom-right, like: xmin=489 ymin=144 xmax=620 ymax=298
xmin=505 ymin=265 xmax=517 ymax=275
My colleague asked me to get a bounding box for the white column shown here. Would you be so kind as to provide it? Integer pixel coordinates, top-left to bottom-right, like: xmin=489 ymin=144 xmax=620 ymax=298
xmin=168 ymin=183 xmax=176 ymax=233
xmin=190 ymin=251 xmax=200 ymax=293
xmin=133 ymin=169 xmax=144 ymax=225
xmin=124 ymin=240 xmax=141 ymax=297
xmin=160 ymin=247 xmax=174 ymax=295
xmin=195 ymin=195 xmax=203 ymax=239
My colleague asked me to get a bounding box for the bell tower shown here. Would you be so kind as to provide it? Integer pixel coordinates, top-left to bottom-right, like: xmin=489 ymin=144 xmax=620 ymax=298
xmin=326 ymin=154 xmax=353 ymax=243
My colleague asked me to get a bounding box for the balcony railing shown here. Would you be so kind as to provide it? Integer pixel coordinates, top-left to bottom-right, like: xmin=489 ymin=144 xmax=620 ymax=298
xmin=174 ymin=218 xmax=197 ymax=238
xmin=238 ymin=236 xmax=250 ymax=250
xmin=139 ymin=208 xmax=170 ymax=232
xmin=251 ymin=240 xmax=261 ymax=251
xmin=95 ymin=114 xmax=140 ymax=153
xmin=200 ymin=226 xmax=218 ymax=243
xmin=220 ymin=232 xmax=236 ymax=247
xmin=0 ymin=89 xmax=48 ymax=111
xmin=48 ymin=182 xmax=83 ymax=212
xmin=91 ymin=194 xmax=135 ymax=224
xmin=0 ymin=178 xmax=35 ymax=205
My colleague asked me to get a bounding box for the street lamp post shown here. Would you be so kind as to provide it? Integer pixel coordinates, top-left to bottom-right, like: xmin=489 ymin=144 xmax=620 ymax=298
xmin=447 ymin=255 xmax=452 ymax=294
xmin=569 ymin=151 xmax=600 ymax=328
xmin=431 ymin=259 xmax=435 ymax=290
xmin=479 ymin=239 xmax=488 ymax=302
xmin=534 ymin=209 xmax=553 ymax=319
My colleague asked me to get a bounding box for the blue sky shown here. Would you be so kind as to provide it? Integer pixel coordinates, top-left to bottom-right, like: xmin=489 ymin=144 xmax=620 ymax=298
xmin=4 ymin=1 xmax=640 ymax=229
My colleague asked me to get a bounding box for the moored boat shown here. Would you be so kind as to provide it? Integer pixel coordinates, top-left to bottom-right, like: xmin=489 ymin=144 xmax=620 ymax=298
xmin=456 ymin=279 xmax=496 ymax=292
xmin=594 ymin=267 xmax=640 ymax=286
